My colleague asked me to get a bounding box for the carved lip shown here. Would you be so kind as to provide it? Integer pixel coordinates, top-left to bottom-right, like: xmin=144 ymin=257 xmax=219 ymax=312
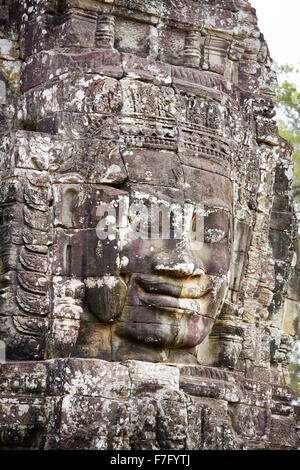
xmin=135 ymin=275 xmax=212 ymax=316
xmin=135 ymin=274 xmax=212 ymax=299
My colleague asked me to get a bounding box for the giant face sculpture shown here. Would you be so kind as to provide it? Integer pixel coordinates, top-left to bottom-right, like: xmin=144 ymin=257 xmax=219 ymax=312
xmin=53 ymin=77 xmax=234 ymax=363
xmin=81 ymin=162 xmax=233 ymax=363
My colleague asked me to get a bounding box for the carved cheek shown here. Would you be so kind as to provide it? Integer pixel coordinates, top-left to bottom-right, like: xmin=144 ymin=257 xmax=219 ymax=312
xmin=202 ymin=243 xmax=231 ymax=275
xmin=84 ymin=276 xmax=127 ymax=323
xmin=204 ymin=275 xmax=228 ymax=319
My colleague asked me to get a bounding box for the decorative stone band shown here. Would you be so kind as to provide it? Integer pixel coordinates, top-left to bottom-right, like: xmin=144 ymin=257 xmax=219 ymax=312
xmin=15 ymin=0 xmax=275 ymax=101
xmin=120 ymin=116 xmax=231 ymax=167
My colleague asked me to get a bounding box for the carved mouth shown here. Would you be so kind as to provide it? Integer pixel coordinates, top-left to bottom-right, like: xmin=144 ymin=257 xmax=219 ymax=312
xmin=136 ymin=274 xmax=212 ymax=297
xmin=136 ymin=276 xmax=182 ymax=297
xmin=135 ymin=274 xmax=212 ymax=316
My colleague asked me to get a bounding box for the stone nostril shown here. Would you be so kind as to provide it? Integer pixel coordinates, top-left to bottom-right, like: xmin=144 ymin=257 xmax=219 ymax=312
xmin=154 ymin=264 xmax=195 ymax=277
xmin=153 ymin=251 xmax=193 ymax=276
xmin=192 ymin=255 xmax=206 ymax=276
xmin=193 ymin=266 xmax=205 ymax=276
xmin=153 ymin=248 xmax=205 ymax=277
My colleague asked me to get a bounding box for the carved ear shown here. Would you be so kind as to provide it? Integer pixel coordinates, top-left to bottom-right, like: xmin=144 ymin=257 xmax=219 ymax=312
xmin=61 ymin=187 xmax=79 ymax=228
xmin=84 ymin=275 xmax=127 ymax=323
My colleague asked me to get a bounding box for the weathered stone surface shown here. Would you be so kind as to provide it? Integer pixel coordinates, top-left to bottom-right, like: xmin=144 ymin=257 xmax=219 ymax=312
xmin=46 ymin=359 xmax=131 ymax=398
xmin=0 ymin=359 xmax=297 ymax=450
xmin=0 ymin=0 xmax=298 ymax=450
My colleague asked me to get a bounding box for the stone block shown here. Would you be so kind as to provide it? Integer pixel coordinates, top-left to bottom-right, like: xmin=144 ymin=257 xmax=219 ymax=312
xmin=46 ymin=358 xmax=131 ymax=398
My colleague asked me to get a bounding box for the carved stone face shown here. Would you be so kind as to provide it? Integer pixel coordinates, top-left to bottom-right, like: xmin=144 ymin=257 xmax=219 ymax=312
xmin=81 ymin=148 xmax=232 ymax=363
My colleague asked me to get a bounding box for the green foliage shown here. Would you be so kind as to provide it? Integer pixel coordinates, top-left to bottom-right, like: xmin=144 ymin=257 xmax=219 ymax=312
xmin=276 ymin=64 xmax=300 ymax=188
xmin=289 ymin=342 xmax=300 ymax=405
xmin=22 ymin=117 xmax=37 ymax=132
xmin=278 ymin=122 xmax=300 ymax=187
xmin=277 ymin=83 xmax=300 ymax=132
xmin=276 ymin=65 xmax=300 ymax=400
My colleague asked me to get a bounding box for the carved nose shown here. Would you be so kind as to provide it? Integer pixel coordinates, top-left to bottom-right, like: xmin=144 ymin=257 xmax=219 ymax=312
xmin=153 ymin=244 xmax=205 ymax=277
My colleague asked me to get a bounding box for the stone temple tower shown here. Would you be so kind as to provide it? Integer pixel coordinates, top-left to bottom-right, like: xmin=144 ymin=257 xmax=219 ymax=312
xmin=0 ymin=0 xmax=299 ymax=450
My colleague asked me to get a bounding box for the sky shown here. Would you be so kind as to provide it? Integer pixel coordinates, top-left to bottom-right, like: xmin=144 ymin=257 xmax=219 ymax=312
xmin=250 ymin=0 xmax=300 ymax=87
